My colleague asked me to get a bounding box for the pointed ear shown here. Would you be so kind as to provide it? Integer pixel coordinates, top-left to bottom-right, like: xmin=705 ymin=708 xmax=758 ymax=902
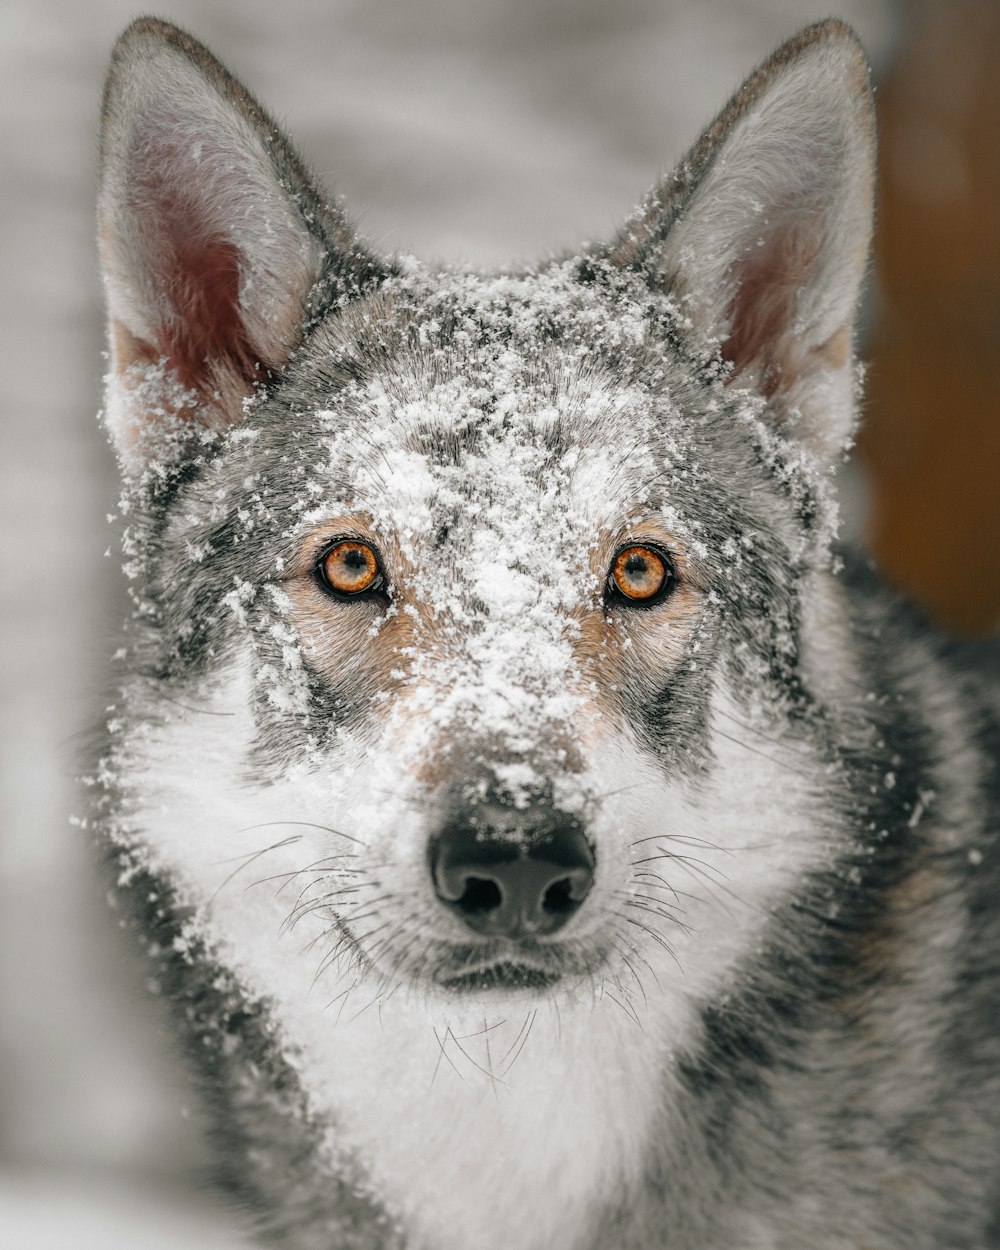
xmin=98 ymin=19 xmax=384 ymax=461
xmin=609 ymin=21 xmax=875 ymax=459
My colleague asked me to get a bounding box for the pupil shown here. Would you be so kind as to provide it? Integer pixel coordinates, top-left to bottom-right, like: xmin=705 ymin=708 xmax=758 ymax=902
xmin=626 ymin=555 xmax=648 ymax=577
xmin=344 ymin=549 xmax=366 ymax=570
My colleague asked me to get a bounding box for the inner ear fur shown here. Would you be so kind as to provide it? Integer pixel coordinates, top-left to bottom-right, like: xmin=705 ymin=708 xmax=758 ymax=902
xmin=98 ymin=18 xmax=384 ymax=455
xmin=607 ymin=20 xmax=875 ymax=456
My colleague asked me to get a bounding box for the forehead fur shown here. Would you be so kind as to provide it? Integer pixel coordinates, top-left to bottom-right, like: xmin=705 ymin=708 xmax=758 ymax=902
xmin=254 ymin=259 xmax=752 ymax=543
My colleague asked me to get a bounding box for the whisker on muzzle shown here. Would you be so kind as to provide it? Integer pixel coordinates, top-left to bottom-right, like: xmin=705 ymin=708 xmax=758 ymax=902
xmin=210 ymin=834 xmax=303 ymax=900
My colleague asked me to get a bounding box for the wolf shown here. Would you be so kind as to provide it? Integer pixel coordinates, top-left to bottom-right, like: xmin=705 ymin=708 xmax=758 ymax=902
xmin=93 ymin=15 xmax=1000 ymax=1250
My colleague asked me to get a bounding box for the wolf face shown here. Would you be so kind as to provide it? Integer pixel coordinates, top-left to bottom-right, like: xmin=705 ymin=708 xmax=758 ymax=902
xmin=95 ymin=18 xmax=1000 ymax=1250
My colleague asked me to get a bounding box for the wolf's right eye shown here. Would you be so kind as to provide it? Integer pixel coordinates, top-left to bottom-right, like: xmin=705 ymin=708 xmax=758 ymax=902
xmin=607 ymin=544 xmax=675 ymax=606
xmin=317 ymin=540 xmax=384 ymax=599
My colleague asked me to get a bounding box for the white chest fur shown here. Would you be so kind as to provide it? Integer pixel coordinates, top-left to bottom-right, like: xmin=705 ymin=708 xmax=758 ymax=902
xmin=304 ymin=990 xmax=668 ymax=1250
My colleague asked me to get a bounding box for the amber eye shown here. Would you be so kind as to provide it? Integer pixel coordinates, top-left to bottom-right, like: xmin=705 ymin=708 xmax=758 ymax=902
xmin=608 ymin=544 xmax=674 ymax=605
xmin=317 ymin=540 xmax=383 ymax=598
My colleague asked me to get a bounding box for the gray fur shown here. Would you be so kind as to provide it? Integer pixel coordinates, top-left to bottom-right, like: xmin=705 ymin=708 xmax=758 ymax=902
xmin=94 ymin=17 xmax=1000 ymax=1250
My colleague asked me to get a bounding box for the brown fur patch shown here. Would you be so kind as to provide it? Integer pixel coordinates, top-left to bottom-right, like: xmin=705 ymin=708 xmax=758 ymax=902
xmin=281 ymin=516 xmax=453 ymax=787
xmin=112 ymin=318 xmax=159 ymax=373
xmin=572 ymin=521 xmax=701 ymax=725
xmin=817 ymin=324 xmax=852 ymax=372
xmin=827 ymin=862 xmax=942 ymax=1023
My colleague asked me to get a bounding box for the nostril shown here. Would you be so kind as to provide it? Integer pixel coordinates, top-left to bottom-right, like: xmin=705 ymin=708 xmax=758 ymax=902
xmin=542 ymin=876 xmax=577 ymax=915
xmin=457 ymin=876 xmax=503 ymax=915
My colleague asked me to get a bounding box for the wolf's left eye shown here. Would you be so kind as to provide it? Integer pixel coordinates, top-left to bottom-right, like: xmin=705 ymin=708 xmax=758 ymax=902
xmin=317 ymin=540 xmax=384 ymax=598
xmin=608 ymin=544 xmax=675 ymax=605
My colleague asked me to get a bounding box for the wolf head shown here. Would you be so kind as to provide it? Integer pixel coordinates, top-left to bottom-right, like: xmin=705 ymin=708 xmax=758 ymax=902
xmin=98 ymin=18 xmax=874 ymax=1063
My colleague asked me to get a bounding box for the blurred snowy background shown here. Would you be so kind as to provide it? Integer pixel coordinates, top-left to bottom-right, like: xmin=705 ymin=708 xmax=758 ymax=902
xmin=5 ymin=0 xmax=1000 ymax=1244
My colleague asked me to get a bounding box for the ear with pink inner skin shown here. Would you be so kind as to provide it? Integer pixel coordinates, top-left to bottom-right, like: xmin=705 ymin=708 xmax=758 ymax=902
xmin=98 ymin=18 xmax=383 ymax=462
xmin=608 ymin=20 xmax=875 ymax=460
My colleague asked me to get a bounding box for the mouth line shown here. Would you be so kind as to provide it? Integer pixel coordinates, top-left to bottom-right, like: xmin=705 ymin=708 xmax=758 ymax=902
xmin=340 ymin=919 xmax=608 ymax=994
xmin=436 ymin=959 xmax=563 ymax=994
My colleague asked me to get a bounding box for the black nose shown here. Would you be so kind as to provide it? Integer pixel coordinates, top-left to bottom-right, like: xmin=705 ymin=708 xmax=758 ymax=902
xmin=430 ymin=803 xmax=595 ymax=939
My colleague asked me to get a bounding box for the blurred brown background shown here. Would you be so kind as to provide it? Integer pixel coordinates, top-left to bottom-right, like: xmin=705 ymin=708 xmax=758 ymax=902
xmin=0 ymin=0 xmax=995 ymax=1244
xmin=861 ymin=0 xmax=1000 ymax=635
